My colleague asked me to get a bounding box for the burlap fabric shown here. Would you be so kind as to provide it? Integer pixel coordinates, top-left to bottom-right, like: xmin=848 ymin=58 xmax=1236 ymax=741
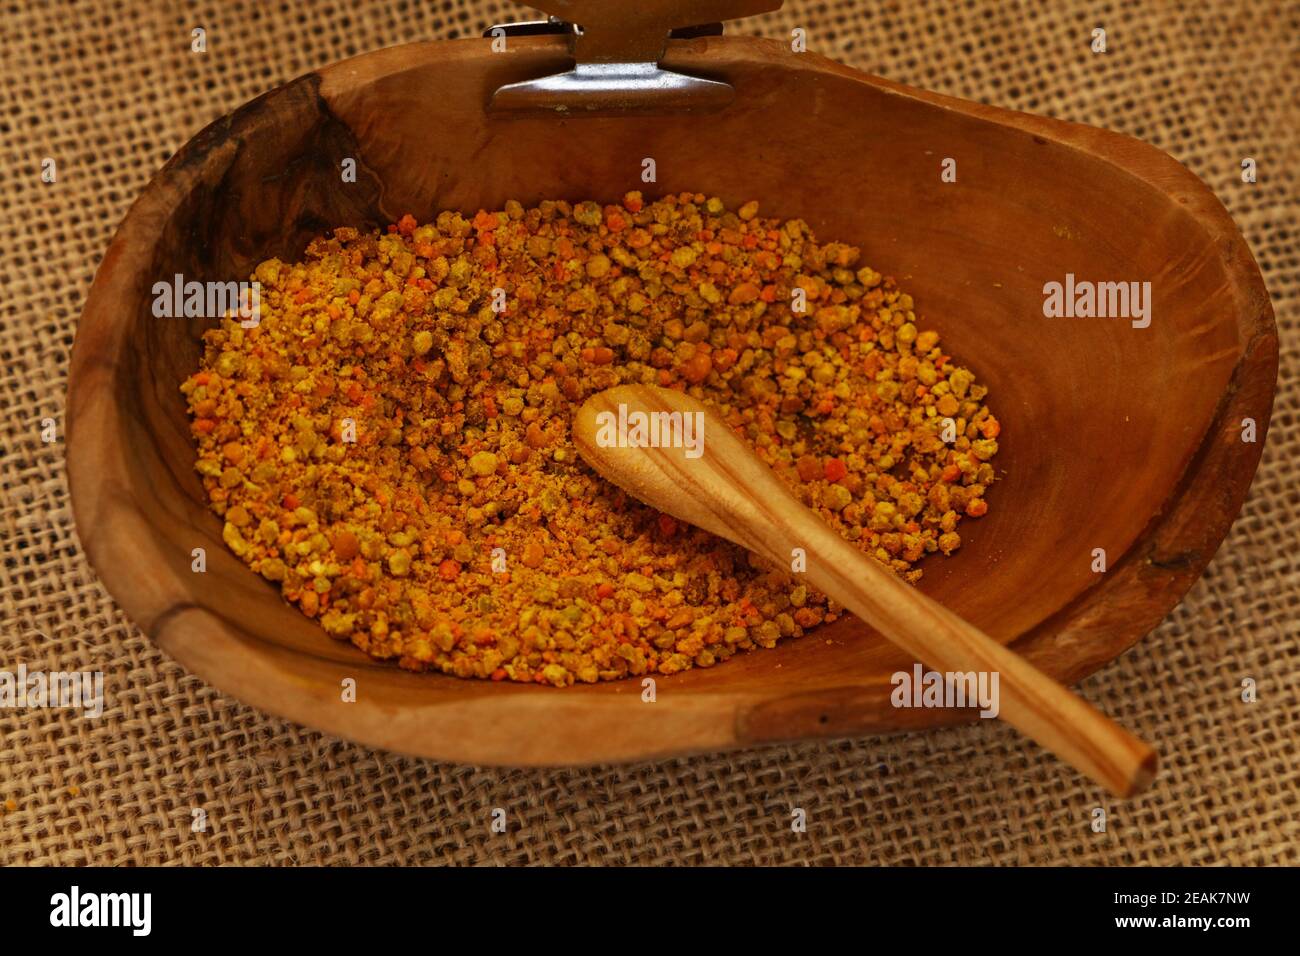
xmin=1 ymin=0 xmax=1296 ymax=866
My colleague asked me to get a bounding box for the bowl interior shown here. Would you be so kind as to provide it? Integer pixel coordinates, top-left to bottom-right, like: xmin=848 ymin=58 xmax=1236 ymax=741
xmin=73 ymin=36 xmax=1259 ymax=759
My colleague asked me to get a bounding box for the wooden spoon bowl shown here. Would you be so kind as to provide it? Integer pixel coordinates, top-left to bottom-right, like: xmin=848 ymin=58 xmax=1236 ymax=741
xmin=67 ymin=30 xmax=1277 ymax=765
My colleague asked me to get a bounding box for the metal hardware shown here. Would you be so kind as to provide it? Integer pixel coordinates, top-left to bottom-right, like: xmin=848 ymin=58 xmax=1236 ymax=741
xmin=485 ymin=1 xmax=782 ymax=116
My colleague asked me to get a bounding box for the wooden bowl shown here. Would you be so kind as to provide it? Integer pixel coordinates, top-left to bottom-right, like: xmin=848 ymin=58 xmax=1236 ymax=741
xmin=67 ymin=31 xmax=1277 ymax=765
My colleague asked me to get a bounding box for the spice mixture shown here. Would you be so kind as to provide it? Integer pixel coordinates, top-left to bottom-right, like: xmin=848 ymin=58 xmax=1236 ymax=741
xmin=182 ymin=193 xmax=1000 ymax=686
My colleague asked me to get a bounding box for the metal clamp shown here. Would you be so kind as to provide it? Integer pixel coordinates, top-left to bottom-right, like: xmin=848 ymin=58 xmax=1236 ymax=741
xmin=486 ymin=1 xmax=782 ymax=115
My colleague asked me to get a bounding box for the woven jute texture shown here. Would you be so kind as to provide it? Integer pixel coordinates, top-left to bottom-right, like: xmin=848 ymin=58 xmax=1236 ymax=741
xmin=1 ymin=0 xmax=1297 ymax=866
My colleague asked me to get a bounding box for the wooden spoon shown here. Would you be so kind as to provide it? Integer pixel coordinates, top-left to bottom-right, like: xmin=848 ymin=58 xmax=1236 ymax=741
xmin=574 ymin=384 xmax=1157 ymax=796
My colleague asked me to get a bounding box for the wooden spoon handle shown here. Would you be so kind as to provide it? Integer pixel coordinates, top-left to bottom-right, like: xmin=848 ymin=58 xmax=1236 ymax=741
xmin=769 ymin=514 xmax=1156 ymax=797
xmin=714 ymin=443 xmax=1155 ymax=797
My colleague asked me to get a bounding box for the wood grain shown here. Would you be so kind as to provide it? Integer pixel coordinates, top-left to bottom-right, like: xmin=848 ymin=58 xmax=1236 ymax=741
xmin=575 ymin=385 xmax=1157 ymax=795
xmin=65 ymin=30 xmax=1277 ymax=767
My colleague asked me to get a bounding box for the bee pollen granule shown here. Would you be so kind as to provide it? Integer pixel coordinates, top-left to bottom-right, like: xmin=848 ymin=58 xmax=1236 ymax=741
xmin=182 ymin=192 xmax=999 ymax=686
